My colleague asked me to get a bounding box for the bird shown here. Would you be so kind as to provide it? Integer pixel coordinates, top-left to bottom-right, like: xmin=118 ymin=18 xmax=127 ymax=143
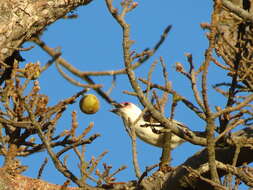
xmin=110 ymin=102 xmax=187 ymax=149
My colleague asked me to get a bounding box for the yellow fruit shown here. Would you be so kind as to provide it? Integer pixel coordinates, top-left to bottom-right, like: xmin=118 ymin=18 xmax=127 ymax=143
xmin=79 ymin=94 xmax=100 ymax=114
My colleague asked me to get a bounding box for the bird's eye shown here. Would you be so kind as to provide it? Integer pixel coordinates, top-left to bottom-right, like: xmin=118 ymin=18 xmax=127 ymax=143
xmin=123 ymin=102 xmax=130 ymax=106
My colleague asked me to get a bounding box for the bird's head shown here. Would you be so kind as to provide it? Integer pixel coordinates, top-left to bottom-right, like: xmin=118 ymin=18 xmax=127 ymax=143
xmin=110 ymin=102 xmax=142 ymax=122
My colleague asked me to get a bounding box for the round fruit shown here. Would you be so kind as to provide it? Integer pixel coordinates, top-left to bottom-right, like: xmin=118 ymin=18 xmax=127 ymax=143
xmin=79 ymin=94 xmax=100 ymax=114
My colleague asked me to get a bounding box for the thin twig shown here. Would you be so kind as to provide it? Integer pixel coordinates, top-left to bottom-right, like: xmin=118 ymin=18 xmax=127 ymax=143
xmin=129 ymin=122 xmax=141 ymax=178
xmin=137 ymin=163 xmax=159 ymax=184
xmin=55 ymin=62 xmax=102 ymax=89
xmin=139 ymin=78 xmax=206 ymax=120
xmin=184 ymin=166 xmax=227 ymax=190
xmin=145 ymin=60 xmax=158 ymax=97
xmin=24 ymin=103 xmax=82 ymax=186
xmin=31 ymin=37 xmax=115 ymax=104
xmin=37 ymin=157 xmax=48 ymax=179
xmin=213 ymin=94 xmax=253 ymax=119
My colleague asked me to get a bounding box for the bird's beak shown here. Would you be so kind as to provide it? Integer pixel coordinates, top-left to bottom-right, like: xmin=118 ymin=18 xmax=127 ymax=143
xmin=110 ymin=102 xmax=123 ymax=114
xmin=110 ymin=108 xmax=118 ymax=114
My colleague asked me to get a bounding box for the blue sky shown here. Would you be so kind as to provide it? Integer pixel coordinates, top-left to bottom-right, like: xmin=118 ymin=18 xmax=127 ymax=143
xmin=11 ymin=0 xmax=228 ymax=186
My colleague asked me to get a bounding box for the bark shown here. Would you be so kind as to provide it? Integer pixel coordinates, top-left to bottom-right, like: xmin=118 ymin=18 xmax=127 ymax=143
xmin=0 ymin=167 xmax=102 ymax=190
xmin=0 ymin=0 xmax=92 ymax=62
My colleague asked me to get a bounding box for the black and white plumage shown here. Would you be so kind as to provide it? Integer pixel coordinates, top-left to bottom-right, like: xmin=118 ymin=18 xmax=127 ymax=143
xmin=110 ymin=102 xmax=187 ymax=149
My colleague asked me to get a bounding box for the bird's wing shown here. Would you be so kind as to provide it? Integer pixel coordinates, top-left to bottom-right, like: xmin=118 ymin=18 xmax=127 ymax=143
xmin=139 ymin=119 xmax=190 ymax=136
xmin=140 ymin=119 xmax=188 ymax=129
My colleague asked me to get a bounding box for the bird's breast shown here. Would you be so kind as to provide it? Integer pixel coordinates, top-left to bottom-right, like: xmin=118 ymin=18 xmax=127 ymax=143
xmin=135 ymin=125 xmax=164 ymax=147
